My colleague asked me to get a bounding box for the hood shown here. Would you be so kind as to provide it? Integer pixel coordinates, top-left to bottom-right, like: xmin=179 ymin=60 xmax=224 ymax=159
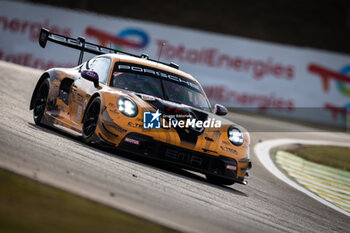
xmin=131 ymin=93 xmax=235 ymax=145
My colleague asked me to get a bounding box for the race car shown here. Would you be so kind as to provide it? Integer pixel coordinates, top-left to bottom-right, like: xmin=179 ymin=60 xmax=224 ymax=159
xmin=30 ymin=28 xmax=251 ymax=185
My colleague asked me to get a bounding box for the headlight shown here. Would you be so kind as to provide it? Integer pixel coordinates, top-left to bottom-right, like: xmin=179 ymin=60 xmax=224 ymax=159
xmin=117 ymin=97 xmax=138 ymax=117
xmin=228 ymin=126 xmax=244 ymax=146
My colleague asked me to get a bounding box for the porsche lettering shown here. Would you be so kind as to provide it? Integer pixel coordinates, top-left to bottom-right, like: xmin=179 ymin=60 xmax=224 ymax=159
xmin=117 ymin=64 xmax=200 ymax=90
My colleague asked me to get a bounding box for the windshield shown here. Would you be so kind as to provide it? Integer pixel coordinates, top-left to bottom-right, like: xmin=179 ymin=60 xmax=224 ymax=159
xmin=110 ymin=63 xmax=211 ymax=111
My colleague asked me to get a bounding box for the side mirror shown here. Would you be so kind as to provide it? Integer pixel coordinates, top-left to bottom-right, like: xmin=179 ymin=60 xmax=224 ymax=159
xmin=81 ymin=70 xmax=99 ymax=87
xmin=214 ymin=104 xmax=228 ymax=116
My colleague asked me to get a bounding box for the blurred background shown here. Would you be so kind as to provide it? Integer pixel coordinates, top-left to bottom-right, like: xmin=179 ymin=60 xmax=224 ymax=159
xmin=27 ymin=0 xmax=350 ymax=54
xmin=1 ymin=0 xmax=350 ymax=128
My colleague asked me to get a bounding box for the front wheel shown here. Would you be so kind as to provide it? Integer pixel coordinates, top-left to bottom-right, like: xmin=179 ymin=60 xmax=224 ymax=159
xmin=33 ymin=79 xmax=49 ymax=125
xmin=82 ymin=97 xmax=101 ymax=144
xmin=206 ymin=174 xmax=235 ymax=186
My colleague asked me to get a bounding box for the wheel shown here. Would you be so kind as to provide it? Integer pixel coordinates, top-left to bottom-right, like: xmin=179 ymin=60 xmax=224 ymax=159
xmin=33 ymin=79 xmax=49 ymax=125
xmin=82 ymin=97 xmax=101 ymax=143
xmin=206 ymin=174 xmax=235 ymax=186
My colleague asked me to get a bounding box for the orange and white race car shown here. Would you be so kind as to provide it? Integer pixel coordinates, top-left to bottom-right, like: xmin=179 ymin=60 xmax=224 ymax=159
xmin=30 ymin=28 xmax=251 ymax=185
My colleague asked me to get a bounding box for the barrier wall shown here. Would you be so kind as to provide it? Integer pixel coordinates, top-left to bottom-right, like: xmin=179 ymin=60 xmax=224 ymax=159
xmin=0 ymin=1 xmax=349 ymax=127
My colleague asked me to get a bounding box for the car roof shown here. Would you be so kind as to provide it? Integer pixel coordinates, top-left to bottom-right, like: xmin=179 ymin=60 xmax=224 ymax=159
xmin=101 ymin=53 xmax=198 ymax=82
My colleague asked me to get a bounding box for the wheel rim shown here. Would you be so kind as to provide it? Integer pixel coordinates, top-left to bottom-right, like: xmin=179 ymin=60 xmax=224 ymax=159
xmin=34 ymin=83 xmax=49 ymax=121
xmin=83 ymin=101 xmax=100 ymax=138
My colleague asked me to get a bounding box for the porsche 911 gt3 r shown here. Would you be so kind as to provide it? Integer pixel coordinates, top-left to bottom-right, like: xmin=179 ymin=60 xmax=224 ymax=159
xmin=30 ymin=28 xmax=251 ymax=185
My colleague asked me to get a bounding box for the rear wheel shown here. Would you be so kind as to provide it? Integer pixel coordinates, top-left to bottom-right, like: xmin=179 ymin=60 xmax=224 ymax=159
xmin=82 ymin=97 xmax=101 ymax=143
xmin=33 ymin=79 xmax=49 ymax=125
xmin=206 ymin=174 xmax=235 ymax=186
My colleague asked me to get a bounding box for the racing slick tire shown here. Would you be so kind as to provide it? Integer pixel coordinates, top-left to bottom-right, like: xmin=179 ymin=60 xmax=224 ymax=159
xmin=206 ymin=174 xmax=235 ymax=186
xmin=82 ymin=97 xmax=101 ymax=144
xmin=33 ymin=78 xmax=49 ymax=125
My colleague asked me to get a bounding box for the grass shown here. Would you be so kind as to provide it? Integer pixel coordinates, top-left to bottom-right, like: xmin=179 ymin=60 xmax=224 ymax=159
xmin=289 ymin=145 xmax=350 ymax=171
xmin=0 ymin=168 xmax=178 ymax=233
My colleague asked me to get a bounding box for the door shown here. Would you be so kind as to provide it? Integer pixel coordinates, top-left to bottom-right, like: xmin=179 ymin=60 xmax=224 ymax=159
xmin=69 ymin=57 xmax=111 ymax=127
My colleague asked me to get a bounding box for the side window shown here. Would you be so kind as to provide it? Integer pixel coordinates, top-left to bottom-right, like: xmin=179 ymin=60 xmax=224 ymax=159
xmin=89 ymin=57 xmax=111 ymax=85
xmin=81 ymin=59 xmax=93 ymax=72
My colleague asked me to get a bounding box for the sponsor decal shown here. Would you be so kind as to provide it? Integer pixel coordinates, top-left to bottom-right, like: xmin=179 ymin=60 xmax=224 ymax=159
xmin=85 ymin=27 xmax=149 ymax=49
xmin=220 ymin=146 xmax=238 ymax=155
xmin=136 ymin=117 xmax=143 ymax=122
xmin=337 ymin=65 xmax=350 ymax=96
xmin=73 ymin=93 xmax=84 ymax=104
xmin=0 ymin=16 xmax=71 ymax=42
xmin=124 ymin=137 xmax=140 ymax=145
xmin=77 ymin=105 xmax=82 ymax=120
xmin=141 ymin=94 xmax=156 ymax=101
xmin=204 ymin=85 xmax=294 ymax=110
xmin=308 ymin=63 xmax=350 ymax=121
xmin=108 ymin=103 xmax=115 ymax=108
xmin=107 ymin=102 xmax=120 ymax=115
xmin=324 ymin=102 xmax=350 ymax=122
xmin=82 ymin=99 xmax=88 ymax=111
xmin=156 ymin=40 xmax=295 ymax=80
xmin=128 ymin=122 xmax=143 ymax=128
xmin=0 ymin=50 xmax=75 ymax=69
xmin=308 ymin=64 xmax=350 ymax=95
xmin=109 ymin=109 xmax=120 ymax=115
xmin=202 ymin=148 xmax=217 ymax=153
xmin=225 ymin=164 xmax=237 ymax=171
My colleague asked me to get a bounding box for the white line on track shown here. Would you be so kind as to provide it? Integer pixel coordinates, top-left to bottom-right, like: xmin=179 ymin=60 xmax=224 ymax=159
xmin=254 ymin=138 xmax=350 ymax=217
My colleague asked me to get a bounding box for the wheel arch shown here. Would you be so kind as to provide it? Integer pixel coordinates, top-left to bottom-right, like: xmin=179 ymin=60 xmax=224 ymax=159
xmin=30 ymin=72 xmax=50 ymax=110
xmin=81 ymin=92 xmax=101 ymax=123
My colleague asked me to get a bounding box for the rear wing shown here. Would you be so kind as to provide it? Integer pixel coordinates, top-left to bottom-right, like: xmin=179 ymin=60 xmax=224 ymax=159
xmin=38 ymin=28 xmax=179 ymax=69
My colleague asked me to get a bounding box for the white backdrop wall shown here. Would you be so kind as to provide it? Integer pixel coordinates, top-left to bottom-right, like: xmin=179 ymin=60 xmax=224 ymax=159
xmin=1 ymin=1 xmax=349 ymax=128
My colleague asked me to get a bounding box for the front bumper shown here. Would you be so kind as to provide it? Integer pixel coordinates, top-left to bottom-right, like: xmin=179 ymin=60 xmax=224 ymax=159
xmin=104 ymin=132 xmax=250 ymax=185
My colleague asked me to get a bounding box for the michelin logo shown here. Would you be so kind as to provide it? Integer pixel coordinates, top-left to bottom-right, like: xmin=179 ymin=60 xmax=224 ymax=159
xmin=143 ymin=110 xmax=161 ymax=129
